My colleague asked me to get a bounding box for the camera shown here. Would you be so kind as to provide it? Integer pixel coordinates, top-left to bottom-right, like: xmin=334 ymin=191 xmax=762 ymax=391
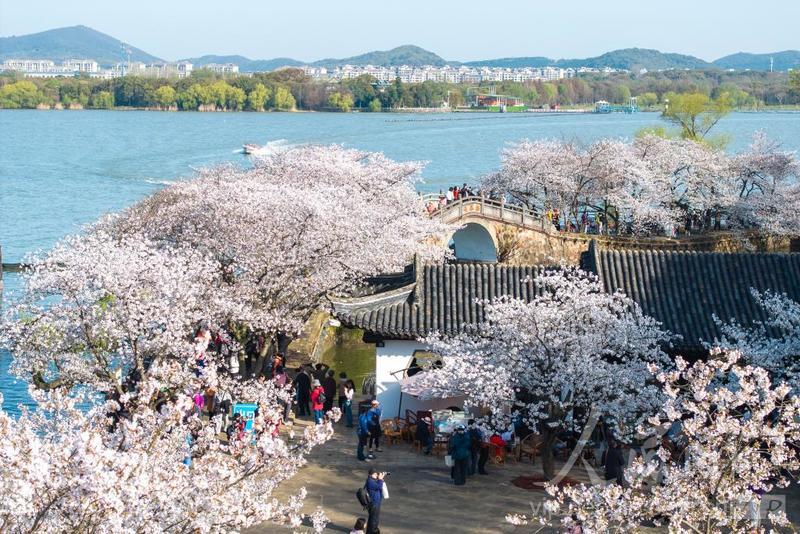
xmin=383 ymin=472 xmax=391 ymax=476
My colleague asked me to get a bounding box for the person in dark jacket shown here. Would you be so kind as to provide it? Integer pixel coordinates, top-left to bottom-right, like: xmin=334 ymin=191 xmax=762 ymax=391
xmin=357 ymin=410 xmax=374 ymax=461
xmin=364 ymin=468 xmax=385 ymax=534
xmin=448 ymin=424 xmax=471 ymax=485
xmin=367 ymin=400 xmax=383 ymax=454
xmin=294 ymin=367 xmax=311 ymax=416
xmin=604 ymin=438 xmax=626 ymax=485
xmin=323 ymin=370 xmax=337 ymax=412
xmin=467 ymin=419 xmax=483 ymax=476
xmin=416 ymin=416 xmax=433 ymax=454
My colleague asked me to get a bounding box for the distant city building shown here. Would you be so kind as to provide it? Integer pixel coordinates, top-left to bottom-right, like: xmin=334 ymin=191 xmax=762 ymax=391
xmin=289 ymin=63 xmax=614 ymax=84
xmin=2 ymin=57 xmax=628 ymax=82
xmin=138 ymin=62 xmax=194 ymax=78
xmin=105 ymin=61 xmax=193 ymax=78
xmin=2 ymin=58 xmax=99 ymax=77
xmin=203 ymin=63 xmax=240 ymax=74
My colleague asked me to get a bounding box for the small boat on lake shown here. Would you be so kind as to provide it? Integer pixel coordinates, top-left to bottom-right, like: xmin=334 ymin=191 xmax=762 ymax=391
xmin=242 ymin=143 xmax=261 ymax=155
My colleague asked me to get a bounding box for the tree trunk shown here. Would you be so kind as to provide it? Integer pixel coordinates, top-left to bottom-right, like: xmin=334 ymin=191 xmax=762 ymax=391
xmin=251 ymin=337 xmax=274 ymax=378
xmin=540 ymin=429 xmax=559 ymax=480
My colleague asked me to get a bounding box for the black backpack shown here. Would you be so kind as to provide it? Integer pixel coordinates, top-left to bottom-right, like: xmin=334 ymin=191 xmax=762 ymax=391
xmin=356 ymin=485 xmax=371 ymax=508
xmin=317 ymin=391 xmax=327 ymax=406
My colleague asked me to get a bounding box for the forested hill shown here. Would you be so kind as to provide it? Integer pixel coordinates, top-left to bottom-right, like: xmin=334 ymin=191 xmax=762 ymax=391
xmin=557 ymin=48 xmax=712 ymax=70
xmin=463 ymin=56 xmax=553 ymax=68
xmin=713 ymin=51 xmax=800 ymax=72
xmin=311 ymin=45 xmax=448 ymax=68
xmin=464 ymin=48 xmax=713 ymax=71
xmin=0 ymin=25 xmax=162 ymax=66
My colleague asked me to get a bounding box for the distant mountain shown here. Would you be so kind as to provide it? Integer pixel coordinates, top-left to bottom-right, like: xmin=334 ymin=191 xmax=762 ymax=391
xmin=183 ymin=54 xmax=304 ymax=72
xmin=463 ymin=56 xmax=554 ymax=68
xmin=0 ymin=25 xmax=162 ymax=67
xmin=557 ymin=48 xmax=713 ymax=70
xmin=312 ymin=45 xmax=447 ymax=68
xmin=2 ymin=26 xmax=795 ymax=74
xmin=183 ymin=46 xmax=446 ymax=73
xmin=461 ymin=48 xmax=713 ymax=71
xmin=713 ymin=50 xmax=800 ymax=72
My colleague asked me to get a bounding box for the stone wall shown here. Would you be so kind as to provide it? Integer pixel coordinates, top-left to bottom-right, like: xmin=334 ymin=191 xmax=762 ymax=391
xmin=451 ymin=215 xmax=793 ymax=267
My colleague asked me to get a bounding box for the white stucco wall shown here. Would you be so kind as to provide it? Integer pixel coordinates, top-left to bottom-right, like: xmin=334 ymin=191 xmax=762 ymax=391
xmin=376 ymin=340 xmax=424 ymax=419
xmin=375 ymin=340 xmax=464 ymax=419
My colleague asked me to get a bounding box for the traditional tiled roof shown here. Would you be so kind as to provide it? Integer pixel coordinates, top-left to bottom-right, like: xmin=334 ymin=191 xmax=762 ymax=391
xmin=583 ymin=241 xmax=800 ymax=351
xmin=332 ymin=264 xmax=549 ymax=339
xmin=334 ymin=244 xmax=800 ymax=353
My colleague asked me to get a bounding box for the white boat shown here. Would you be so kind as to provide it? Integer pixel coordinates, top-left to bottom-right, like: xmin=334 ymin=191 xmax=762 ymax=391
xmin=242 ymin=143 xmax=261 ymax=155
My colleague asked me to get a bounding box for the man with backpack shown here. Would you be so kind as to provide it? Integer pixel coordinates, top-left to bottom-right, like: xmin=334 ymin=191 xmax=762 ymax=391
xmin=367 ymin=400 xmax=382 ymax=454
xmin=356 ymin=468 xmax=385 ymax=534
xmin=310 ymin=379 xmax=325 ymax=424
xmin=357 ymin=408 xmax=374 ymax=461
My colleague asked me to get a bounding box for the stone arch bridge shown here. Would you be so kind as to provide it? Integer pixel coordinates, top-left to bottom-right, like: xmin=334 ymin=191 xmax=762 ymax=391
xmin=422 ymin=195 xmax=792 ymax=266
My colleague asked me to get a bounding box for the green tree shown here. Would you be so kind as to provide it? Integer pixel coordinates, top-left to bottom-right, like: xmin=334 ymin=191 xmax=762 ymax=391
xmin=89 ymin=90 xmax=115 ymax=109
xmin=367 ymin=98 xmax=382 ymax=112
xmin=661 ymin=92 xmax=732 ymax=143
xmin=209 ymin=81 xmax=231 ymax=109
xmin=154 ymin=86 xmax=177 ymax=109
xmin=177 ymin=84 xmax=211 ymax=110
xmin=0 ymin=81 xmax=43 ymax=108
xmin=788 ymin=70 xmax=800 ymax=97
xmin=271 ymin=86 xmax=295 ymax=110
xmin=380 ymin=77 xmax=406 ymax=109
xmin=112 ymin=77 xmax=155 ymax=107
xmin=327 ymin=91 xmax=353 ymax=112
xmin=226 ymin=86 xmax=246 ymax=111
xmin=193 ymin=84 xmax=215 ymax=108
xmin=524 ymin=88 xmax=538 ymax=106
xmin=60 ymin=80 xmax=90 ymax=107
xmin=612 ymin=84 xmax=631 ymax=104
xmin=636 ymin=92 xmax=658 ymax=108
xmin=713 ymin=84 xmax=756 ymax=109
xmin=557 ymin=82 xmax=576 ymax=105
xmin=540 ymin=83 xmax=557 ymax=107
xmin=448 ymin=90 xmax=465 ymax=108
xmin=342 ymin=75 xmax=376 ymax=108
xmin=246 ymin=83 xmax=270 ymax=111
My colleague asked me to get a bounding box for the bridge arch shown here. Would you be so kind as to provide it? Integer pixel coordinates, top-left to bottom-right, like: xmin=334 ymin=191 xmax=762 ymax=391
xmin=450 ymin=222 xmax=497 ymax=262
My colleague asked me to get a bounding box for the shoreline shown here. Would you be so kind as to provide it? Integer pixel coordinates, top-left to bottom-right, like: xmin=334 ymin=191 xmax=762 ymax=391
xmin=2 ymin=106 xmax=799 ymax=114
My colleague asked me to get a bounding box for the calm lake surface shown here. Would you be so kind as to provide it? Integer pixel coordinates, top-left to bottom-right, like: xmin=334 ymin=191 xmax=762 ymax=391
xmin=1 ymin=109 xmax=799 ymax=414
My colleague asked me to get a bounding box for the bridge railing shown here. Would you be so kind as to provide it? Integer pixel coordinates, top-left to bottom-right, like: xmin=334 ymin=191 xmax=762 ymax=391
xmin=421 ymin=194 xmax=553 ymax=232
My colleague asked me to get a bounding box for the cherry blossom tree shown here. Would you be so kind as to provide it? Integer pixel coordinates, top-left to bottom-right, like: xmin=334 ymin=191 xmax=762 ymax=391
xmin=532 ymin=351 xmax=800 ymax=533
xmin=0 ymin=145 xmax=446 ymax=531
xmin=415 ymin=267 xmax=673 ymax=479
xmin=99 ymin=144 xmax=450 ymax=376
xmin=728 ymin=132 xmax=800 ymax=236
xmin=0 ymin=378 xmax=338 ymax=533
xmin=4 ymin=145 xmax=450 ymax=389
xmin=715 ymin=290 xmax=800 ymax=390
xmin=483 ymin=133 xmax=799 ymax=238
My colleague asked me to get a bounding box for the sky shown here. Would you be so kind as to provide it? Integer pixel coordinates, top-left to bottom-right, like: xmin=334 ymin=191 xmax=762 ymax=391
xmin=1 ymin=0 xmax=798 ymax=62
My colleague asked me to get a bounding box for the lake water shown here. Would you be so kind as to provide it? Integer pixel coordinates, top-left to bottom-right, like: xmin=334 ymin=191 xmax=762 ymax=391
xmin=2 ymin=109 xmax=799 ymax=414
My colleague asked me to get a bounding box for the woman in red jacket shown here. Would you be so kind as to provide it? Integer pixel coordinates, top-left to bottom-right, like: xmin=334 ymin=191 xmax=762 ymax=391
xmin=310 ymin=379 xmax=325 ymax=424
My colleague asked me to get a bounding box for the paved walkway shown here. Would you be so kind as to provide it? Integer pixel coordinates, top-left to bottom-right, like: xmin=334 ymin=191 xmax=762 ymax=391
xmin=248 ymin=414 xmax=591 ymax=534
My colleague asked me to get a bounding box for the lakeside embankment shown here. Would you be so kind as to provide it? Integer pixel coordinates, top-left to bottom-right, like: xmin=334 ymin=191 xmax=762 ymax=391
xmin=11 ymin=104 xmax=800 ymax=113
